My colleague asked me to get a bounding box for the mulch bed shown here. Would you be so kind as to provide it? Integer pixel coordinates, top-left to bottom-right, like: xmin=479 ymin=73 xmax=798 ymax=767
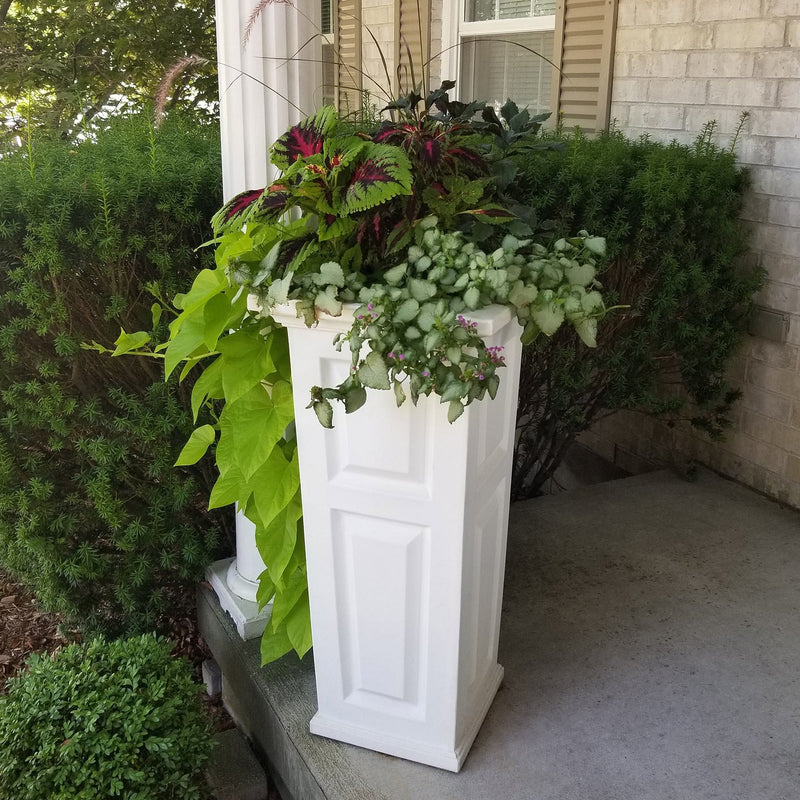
xmin=0 ymin=569 xmax=233 ymax=734
xmin=0 ymin=571 xmax=66 ymax=692
xmin=0 ymin=569 xmax=288 ymax=797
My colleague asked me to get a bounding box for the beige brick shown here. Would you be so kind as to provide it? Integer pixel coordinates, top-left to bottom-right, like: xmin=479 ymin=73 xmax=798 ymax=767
xmin=608 ymin=103 xmax=630 ymax=129
xmin=652 ymin=24 xmax=714 ymax=51
xmin=724 ymin=431 xmax=788 ymax=474
xmin=749 ymin=465 xmax=791 ymax=502
xmin=739 ymin=385 xmax=792 ymax=423
xmin=726 ymin=354 xmax=749 ymax=385
xmin=711 ymin=448 xmax=756 ymax=488
xmin=755 ymin=166 xmax=800 ymax=199
xmin=740 ymin=409 xmax=775 ymax=443
xmin=777 ymin=80 xmax=800 ymax=109
xmin=759 ymin=254 xmax=800 ymax=285
xmin=787 ymin=455 xmax=800 ymax=485
xmin=611 ymin=78 xmax=645 ymax=103
xmin=773 ymin=138 xmax=800 ymax=169
xmin=361 ymin=3 xmax=393 ymax=25
xmin=687 ymin=51 xmax=755 ymax=78
xmin=683 ymin=106 xmax=750 ymax=138
xmin=576 ymin=430 xmax=617 ymax=464
xmin=741 ymin=410 xmax=800 ymax=453
xmin=746 ymin=359 xmax=800 ymax=398
xmin=788 ymin=314 xmax=800 ymax=346
xmin=752 ymin=224 xmax=800 ymax=259
xmin=758 ymin=470 xmax=797 ymax=507
xmin=767 ymin=422 xmax=800 ymax=455
xmin=614 ymin=26 xmax=653 ymax=52
xmin=627 ymin=103 xmax=684 ymax=131
xmin=626 ymin=51 xmax=689 ymax=78
xmin=647 ymin=78 xmax=707 ymax=104
xmin=755 ymin=49 xmax=800 ymax=79
xmin=746 ymin=339 xmax=799 ymax=371
xmin=764 ymin=0 xmax=800 ymax=16
xmin=789 ymin=324 xmax=800 ymax=353
xmin=707 ymin=79 xmax=779 ymax=108
xmin=697 ymin=0 xmax=763 ymax=21
xmin=633 ymin=0 xmax=693 ymax=26
xmin=753 ymin=108 xmax=800 ymax=139
xmin=615 ymin=0 xmax=636 ymax=27
xmin=789 ymin=20 xmax=800 ymax=49
xmin=768 ymin=198 xmax=800 ymax=228
xmin=741 ymin=194 xmax=771 ymax=223
xmin=733 ymin=136 xmax=774 ymax=168
xmin=713 ymin=19 xmax=786 ymax=50
xmin=791 ymin=403 xmax=800 ymax=430
xmin=756 ymin=285 xmax=800 ymax=320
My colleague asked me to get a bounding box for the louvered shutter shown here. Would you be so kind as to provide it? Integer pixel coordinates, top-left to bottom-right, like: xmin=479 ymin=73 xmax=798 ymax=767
xmin=336 ymin=0 xmax=363 ymax=113
xmin=395 ymin=0 xmax=431 ymax=94
xmin=550 ymin=0 xmax=618 ymax=132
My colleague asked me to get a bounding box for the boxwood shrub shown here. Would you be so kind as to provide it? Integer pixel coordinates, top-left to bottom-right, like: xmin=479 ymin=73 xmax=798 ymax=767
xmin=0 ymin=635 xmax=214 ymax=800
xmin=511 ymin=123 xmax=762 ymax=497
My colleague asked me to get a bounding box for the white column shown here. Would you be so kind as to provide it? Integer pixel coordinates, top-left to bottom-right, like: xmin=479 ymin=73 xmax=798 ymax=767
xmin=207 ymin=0 xmax=321 ymax=639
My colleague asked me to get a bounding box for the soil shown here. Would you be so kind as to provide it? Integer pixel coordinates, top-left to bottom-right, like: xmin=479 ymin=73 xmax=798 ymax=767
xmin=0 ymin=569 xmax=286 ymax=798
xmin=0 ymin=569 xmax=233 ymax=734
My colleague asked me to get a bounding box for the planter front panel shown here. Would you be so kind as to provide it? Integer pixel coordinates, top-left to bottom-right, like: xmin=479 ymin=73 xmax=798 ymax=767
xmin=269 ymin=303 xmax=521 ymax=771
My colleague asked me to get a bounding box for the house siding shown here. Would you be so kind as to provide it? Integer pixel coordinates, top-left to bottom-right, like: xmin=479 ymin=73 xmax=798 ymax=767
xmin=585 ymin=0 xmax=800 ymax=508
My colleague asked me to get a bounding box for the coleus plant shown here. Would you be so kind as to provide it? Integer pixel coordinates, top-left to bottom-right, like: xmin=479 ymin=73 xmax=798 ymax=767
xmin=100 ymin=84 xmax=607 ymax=664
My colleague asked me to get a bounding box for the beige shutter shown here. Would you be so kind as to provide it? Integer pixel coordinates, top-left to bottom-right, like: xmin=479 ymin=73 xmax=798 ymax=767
xmin=395 ymin=0 xmax=431 ymax=95
xmin=550 ymin=0 xmax=618 ymax=133
xmin=336 ymin=0 xmax=363 ymax=114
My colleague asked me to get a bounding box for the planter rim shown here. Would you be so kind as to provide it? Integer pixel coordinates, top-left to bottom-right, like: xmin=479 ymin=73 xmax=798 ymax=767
xmin=250 ymin=297 xmax=515 ymax=337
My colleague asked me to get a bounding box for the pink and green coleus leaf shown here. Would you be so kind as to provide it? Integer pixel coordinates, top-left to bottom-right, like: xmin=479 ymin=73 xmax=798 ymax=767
xmin=211 ymin=188 xmax=264 ymax=234
xmin=271 ymin=106 xmax=338 ymax=171
xmin=338 ymin=144 xmax=413 ymax=216
xmin=210 ymin=185 xmax=290 ymax=234
xmin=459 ymin=204 xmax=517 ymax=224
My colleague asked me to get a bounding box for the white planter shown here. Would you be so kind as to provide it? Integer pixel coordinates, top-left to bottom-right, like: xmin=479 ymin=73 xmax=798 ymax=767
xmin=268 ymin=301 xmax=522 ymax=772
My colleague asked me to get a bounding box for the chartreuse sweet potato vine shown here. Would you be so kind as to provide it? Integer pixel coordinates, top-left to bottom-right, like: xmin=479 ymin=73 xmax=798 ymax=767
xmin=99 ymin=93 xmax=607 ymax=663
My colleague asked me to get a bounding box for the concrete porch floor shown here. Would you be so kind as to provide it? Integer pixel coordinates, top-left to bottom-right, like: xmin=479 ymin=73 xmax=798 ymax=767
xmin=198 ymin=469 xmax=800 ymax=800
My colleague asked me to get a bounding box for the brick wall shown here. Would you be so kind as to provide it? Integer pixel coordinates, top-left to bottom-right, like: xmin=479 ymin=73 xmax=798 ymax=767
xmin=587 ymin=0 xmax=800 ymax=507
xmin=361 ymin=0 xmax=395 ymax=109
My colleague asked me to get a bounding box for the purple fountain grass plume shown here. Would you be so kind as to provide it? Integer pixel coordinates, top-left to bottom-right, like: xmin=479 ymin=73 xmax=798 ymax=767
xmin=154 ymin=54 xmax=208 ymax=127
xmin=243 ymin=0 xmax=293 ymax=48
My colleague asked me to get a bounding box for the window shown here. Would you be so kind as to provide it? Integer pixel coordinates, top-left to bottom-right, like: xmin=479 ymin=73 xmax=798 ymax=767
xmin=445 ymin=0 xmax=557 ymax=115
xmin=321 ymin=0 xmax=335 ymax=106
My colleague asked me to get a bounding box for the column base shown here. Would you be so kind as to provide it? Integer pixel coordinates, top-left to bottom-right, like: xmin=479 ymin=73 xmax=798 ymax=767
xmin=206 ymin=558 xmax=272 ymax=640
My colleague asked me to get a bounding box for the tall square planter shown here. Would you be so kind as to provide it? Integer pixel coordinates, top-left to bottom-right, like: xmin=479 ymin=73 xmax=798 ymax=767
xmin=268 ymin=301 xmax=522 ymax=772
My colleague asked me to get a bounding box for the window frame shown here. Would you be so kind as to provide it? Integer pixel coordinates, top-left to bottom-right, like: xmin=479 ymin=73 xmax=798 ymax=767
xmin=441 ymin=0 xmax=556 ymax=103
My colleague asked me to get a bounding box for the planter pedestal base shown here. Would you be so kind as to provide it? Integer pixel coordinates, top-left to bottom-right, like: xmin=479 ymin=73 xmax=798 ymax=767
xmin=270 ymin=302 xmax=522 ymax=772
xmin=206 ymin=558 xmax=272 ymax=640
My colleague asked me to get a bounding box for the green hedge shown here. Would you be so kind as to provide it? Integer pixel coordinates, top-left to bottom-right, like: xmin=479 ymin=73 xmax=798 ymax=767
xmin=0 ymin=115 xmax=226 ymax=632
xmin=0 ymin=635 xmax=213 ymax=800
xmin=511 ymin=124 xmax=762 ymax=498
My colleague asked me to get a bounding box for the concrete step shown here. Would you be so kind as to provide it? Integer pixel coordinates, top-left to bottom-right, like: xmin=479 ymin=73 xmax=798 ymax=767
xmin=207 ymin=728 xmax=270 ymax=800
xmin=199 ymin=469 xmax=800 ymax=800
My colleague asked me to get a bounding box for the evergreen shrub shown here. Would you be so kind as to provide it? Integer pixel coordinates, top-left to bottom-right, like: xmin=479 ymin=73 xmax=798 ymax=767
xmin=0 ymin=115 xmax=225 ymax=632
xmin=0 ymin=635 xmax=213 ymax=800
xmin=511 ymin=124 xmax=763 ymax=498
